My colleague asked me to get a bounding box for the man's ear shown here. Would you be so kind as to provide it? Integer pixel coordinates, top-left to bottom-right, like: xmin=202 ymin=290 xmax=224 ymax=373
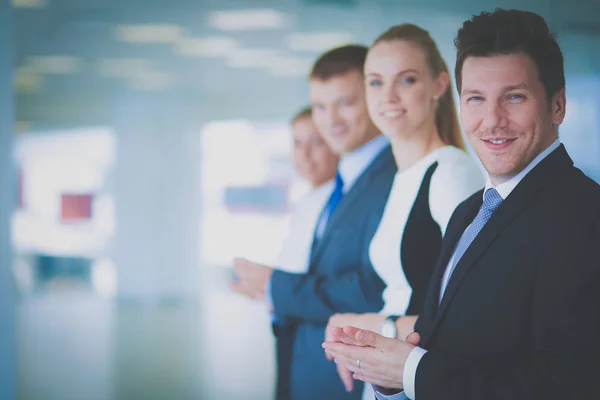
xmin=551 ymin=88 xmax=566 ymax=126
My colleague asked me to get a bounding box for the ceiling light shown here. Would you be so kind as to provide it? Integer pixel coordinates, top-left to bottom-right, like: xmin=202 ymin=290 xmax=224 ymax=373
xmin=12 ymin=0 xmax=45 ymax=8
xmin=26 ymin=56 xmax=82 ymax=74
xmin=208 ymin=9 xmax=288 ymax=31
xmin=98 ymin=58 xmax=153 ymax=78
xmin=285 ymin=31 xmax=355 ymax=52
xmin=129 ymin=71 xmax=175 ymax=91
xmin=225 ymin=48 xmax=280 ymax=68
xmin=175 ymin=36 xmax=239 ymax=58
xmin=115 ymin=24 xmax=183 ymax=44
xmin=266 ymin=56 xmax=313 ymax=77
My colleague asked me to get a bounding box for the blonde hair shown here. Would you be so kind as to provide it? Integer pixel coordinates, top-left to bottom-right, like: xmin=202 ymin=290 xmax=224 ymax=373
xmin=372 ymin=24 xmax=465 ymax=150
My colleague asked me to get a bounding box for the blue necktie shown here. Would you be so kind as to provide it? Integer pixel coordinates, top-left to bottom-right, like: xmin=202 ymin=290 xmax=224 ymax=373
xmin=440 ymin=188 xmax=503 ymax=301
xmin=316 ymin=171 xmax=344 ymax=238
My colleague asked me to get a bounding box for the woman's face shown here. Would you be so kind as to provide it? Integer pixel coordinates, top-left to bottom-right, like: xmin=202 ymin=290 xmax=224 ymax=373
xmin=364 ymin=40 xmax=447 ymax=140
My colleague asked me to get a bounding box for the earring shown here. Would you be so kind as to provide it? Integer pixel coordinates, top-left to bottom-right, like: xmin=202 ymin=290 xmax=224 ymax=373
xmin=433 ymin=95 xmax=439 ymax=101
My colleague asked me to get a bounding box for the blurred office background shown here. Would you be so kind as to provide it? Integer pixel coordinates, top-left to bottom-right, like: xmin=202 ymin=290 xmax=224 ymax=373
xmin=1 ymin=0 xmax=599 ymax=399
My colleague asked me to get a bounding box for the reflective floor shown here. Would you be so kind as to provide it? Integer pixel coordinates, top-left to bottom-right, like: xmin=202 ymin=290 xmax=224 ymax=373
xmin=17 ymin=268 xmax=276 ymax=400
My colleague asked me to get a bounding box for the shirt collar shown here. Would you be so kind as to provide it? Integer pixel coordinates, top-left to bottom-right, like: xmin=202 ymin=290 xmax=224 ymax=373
xmin=338 ymin=134 xmax=390 ymax=192
xmin=484 ymin=138 xmax=561 ymax=200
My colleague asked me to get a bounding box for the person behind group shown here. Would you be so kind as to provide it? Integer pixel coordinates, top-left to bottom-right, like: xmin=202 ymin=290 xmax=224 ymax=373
xmin=324 ymin=24 xmax=484 ymax=399
xmin=267 ymin=106 xmax=339 ymax=399
xmin=323 ymin=9 xmax=600 ymax=400
xmin=233 ymin=45 xmax=397 ymax=399
xmin=274 ymin=106 xmax=339 ymax=275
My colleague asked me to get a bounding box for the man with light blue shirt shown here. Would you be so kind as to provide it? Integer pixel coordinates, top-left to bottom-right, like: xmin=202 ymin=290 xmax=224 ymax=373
xmin=323 ymin=9 xmax=600 ymax=400
xmin=234 ymin=45 xmax=397 ymax=399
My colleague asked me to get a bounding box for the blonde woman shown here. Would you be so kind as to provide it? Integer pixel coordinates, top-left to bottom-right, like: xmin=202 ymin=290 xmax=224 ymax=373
xmin=324 ymin=24 xmax=484 ymax=399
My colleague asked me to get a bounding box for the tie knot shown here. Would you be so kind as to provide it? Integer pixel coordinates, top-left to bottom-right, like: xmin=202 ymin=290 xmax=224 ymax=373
xmin=335 ymin=171 xmax=344 ymax=189
xmin=483 ymin=188 xmax=503 ymax=212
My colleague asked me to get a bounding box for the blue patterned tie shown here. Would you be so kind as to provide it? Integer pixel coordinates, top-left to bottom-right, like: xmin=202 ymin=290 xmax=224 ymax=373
xmin=316 ymin=171 xmax=344 ymax=238
xmin=440 ymin=188 xmax=503 ymax=301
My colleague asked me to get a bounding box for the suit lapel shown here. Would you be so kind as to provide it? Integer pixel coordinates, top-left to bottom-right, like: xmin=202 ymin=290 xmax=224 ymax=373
xmin=309 ymin=146 xmax=394 ymax=266
xmin=418 ymin=195 xmax=481 ymax=341
xmin=426 ymin=145 xmax=574 ymax=338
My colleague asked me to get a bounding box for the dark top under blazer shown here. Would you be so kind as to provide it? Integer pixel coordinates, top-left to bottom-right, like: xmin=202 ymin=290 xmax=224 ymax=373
xmin=401 ymin=162 xmax=442 ymax=316
xmin=414 ymin=145 xmax=600 ymax=400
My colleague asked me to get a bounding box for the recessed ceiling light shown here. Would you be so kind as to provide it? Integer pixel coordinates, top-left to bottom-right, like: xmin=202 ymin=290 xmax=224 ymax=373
xmin=12 ymin=0 xmax=45 ymax=8
xmin=175 ymin=36 xmax=239 ymax=58
xmin=129 ymin=71 xmax=175 ymax=91
xmin=225 ymin=48 xmax=280 ymax=68
xmin=116 ymin=24 xmax=183 ymax=44
xmin=98 ymin=58 xmax=153 ymax=78
xmin=208 ymin=9 xmax=288 ymax=31
xmin=285 ymin=31 xmax=355 ymax=52
xmin=266 ymin=56 xmax=313 ymax=77
xmin=26 ymin=56 xmax=82 ymax=75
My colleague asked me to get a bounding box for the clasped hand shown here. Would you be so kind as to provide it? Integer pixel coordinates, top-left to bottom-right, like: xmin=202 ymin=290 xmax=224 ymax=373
xmin=322 ymin=325 xmax=420 ymax=393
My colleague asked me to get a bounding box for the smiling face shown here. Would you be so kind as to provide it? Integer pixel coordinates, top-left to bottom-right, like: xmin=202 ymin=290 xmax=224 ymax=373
xmin=310 ymin=70 xmax=380 ymax=156
xmin=291 ymin=116 xmax=338 ymax=188
xmin=459 ymin=52 xmax=566 ymax=184
xmin=364 ymin=40 xmax=448 ymax=140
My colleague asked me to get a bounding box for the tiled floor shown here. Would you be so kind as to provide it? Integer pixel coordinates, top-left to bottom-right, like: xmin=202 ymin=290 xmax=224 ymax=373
xmin=17 ymin=268 xmax=276 ymax=400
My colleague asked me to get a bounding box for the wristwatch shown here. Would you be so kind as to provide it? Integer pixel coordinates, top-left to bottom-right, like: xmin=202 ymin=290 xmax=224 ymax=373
xmin=380 ymin=315 xmax=401 ymax=338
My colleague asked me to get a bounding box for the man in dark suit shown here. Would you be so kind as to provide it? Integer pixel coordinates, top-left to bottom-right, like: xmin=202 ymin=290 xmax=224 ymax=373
xmin=323 ymin=9 xmax=600 ymax=400
xmin=233 ymin=45 xmax=397 ymax=399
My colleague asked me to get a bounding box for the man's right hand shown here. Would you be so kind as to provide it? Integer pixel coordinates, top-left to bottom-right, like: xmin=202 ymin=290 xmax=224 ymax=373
xmin=331 ymin=329 xmax=421 ymax=393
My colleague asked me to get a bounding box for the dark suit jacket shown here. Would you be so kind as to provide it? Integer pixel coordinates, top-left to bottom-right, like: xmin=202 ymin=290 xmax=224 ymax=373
xmin=271 ymin=145 xmax=396 ymax=400
xmin=413 ymin=145 xmax=600 ymax=399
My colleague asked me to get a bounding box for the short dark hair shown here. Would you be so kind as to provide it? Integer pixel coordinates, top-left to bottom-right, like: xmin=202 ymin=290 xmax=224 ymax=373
xmin=291 ymin=106 xmax=312 ymax=125
xmin=309 ymin=44 xmax=368 ymax=80
xmin=455 ymin=9 xmax=565 ymax=101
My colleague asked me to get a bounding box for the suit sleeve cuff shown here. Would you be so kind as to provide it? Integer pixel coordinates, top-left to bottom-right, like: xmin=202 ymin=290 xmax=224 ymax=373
xmin=403 ymin=346 xmax=427 ymax=399
xmin=265 ymin=274 xmax=274 ymax=311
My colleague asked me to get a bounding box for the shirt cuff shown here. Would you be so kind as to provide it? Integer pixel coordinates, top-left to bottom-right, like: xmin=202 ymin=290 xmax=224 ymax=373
xmin=374 ymin=387 xmax=410 ymax=400
xmin=265 ymin=274 xmax=278 ymax=320
xmin=403 ymin=346 xmax=427 ymax=399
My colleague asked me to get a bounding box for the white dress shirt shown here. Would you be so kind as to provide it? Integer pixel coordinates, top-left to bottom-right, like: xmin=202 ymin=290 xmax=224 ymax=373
xmin=376 ymin=138 xmax=562 ymax=400
xmin=276 ymin=180 xmax=334 ymax=274
xmin=339 ymin=134 xmax=391 ymax=192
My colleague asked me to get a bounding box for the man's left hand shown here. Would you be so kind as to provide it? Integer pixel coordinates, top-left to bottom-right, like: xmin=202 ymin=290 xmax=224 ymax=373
xmin=322 ymin=326 xmax=415 ymax=390
xmin=232 ymin=258 xmax=274 ymax=301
